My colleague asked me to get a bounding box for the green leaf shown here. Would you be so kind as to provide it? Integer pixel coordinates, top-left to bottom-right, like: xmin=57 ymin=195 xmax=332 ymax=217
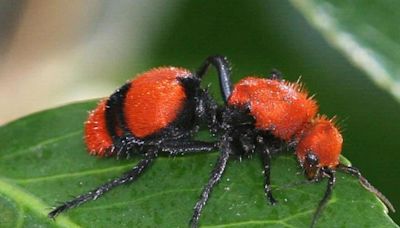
xmin=0 ymin=101 xmax=396 ymax=227
xmin=289 ymin=0 xmax=400 ymax=102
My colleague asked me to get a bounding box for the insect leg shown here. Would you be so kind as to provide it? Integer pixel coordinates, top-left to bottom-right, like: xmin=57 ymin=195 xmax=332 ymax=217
xmin=189 ymin=136 xmax=231 ymax=228
xmin=337 ymin=164 xmax=395 ymax=212
xmin=311 ymin=169 xmax=336 ymax=228
xmin=257 ymin=136 xmax=277 ymax=205
xmin=159 ymin=140 xmax=217 ymax=156
xmin=48 ymin=150 xmax=156 ymax=218
xmin=196 ymin=55 xmax=232 ymax=103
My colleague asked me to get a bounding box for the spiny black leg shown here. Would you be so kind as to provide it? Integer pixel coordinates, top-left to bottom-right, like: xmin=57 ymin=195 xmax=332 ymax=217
xmin=257 ymin=136 xmax=277 ymax=205
xmin=48 ymin=151 xmax=156 ymax=218
xmin=311 ymin=169 xmax=336 ymax=228
xmin=190 ymin=136 xmax=231 ymax=228
xmin=159 ymin=140 xmax=217 ymax=156
xmin=337 ymin=164 xmax=395 ymax=212
xmin=196 ymin=55 xmax=232 ymax=103
xmin=261 ymin=149 xmax=277 ymax=205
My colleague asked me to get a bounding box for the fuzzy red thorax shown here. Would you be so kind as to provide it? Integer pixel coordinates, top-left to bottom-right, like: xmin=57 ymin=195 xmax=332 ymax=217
xmin=228 ymin=77 xmax=318 ymax=141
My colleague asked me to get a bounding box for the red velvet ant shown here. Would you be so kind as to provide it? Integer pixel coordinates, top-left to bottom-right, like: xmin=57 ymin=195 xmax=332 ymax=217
xmin=48 ymin=56 xmax=394 ymax=227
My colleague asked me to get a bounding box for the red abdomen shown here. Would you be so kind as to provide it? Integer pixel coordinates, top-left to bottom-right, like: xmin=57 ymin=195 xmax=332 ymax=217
xmin=124 ymin=67 xmax=191 ymax=138
xmin=228 ymin=77 xmax=318 ymax=141
xmin=84 ymin=67 xmax=191 ymax=156
xmin=84 ymin=99 xmax=113 ymax=156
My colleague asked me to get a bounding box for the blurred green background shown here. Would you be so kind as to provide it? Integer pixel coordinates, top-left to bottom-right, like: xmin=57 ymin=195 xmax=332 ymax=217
xmin=1 ymin=0 xmax=399 ymax=224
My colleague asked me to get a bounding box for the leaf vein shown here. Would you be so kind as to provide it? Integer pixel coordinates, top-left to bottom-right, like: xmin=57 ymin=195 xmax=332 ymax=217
xmin=0 ymin=130 xmax=82 ymax=160
xmin=15 ymin=164 xmax=133 ymax=184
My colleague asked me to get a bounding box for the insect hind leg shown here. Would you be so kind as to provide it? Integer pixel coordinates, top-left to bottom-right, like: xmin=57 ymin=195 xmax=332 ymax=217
xmin=48 ymin=150 xmax=156 ymax=218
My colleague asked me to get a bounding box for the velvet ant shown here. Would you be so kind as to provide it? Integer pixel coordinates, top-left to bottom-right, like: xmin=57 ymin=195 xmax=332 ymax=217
xmin=49 ymin=56 xmax=394 ymax=227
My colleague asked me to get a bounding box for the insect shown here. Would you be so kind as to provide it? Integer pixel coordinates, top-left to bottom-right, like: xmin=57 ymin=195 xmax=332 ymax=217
xmin=48 ymin=56 xmax=395 ymax=227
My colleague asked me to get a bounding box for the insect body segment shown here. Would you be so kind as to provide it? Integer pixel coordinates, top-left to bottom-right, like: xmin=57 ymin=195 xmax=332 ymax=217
xmin=123 ymin=67 xmax=190 ymax=138
xmin=84 ymin=99 xmax=114 ymax=156
xmin=49 ymin=56 xmax=394 ymax=228
xmin=228 ymin=77 xmax=318 ymax=141
xmin=85 ymin=67 xmax=193 ymax=156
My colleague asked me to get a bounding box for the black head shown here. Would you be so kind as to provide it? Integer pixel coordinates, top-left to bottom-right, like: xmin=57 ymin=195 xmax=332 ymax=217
xmin=303 ymin=152 xmax=321 ymax=180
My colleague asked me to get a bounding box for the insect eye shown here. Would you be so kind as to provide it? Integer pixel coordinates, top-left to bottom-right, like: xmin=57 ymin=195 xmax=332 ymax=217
xmin=305 ymin=152 xmax=319 ymax=166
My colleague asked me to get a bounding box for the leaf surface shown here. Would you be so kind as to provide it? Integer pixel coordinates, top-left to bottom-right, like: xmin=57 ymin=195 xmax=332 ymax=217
xmin=0 ymin=101 xmax=396 ymax=227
